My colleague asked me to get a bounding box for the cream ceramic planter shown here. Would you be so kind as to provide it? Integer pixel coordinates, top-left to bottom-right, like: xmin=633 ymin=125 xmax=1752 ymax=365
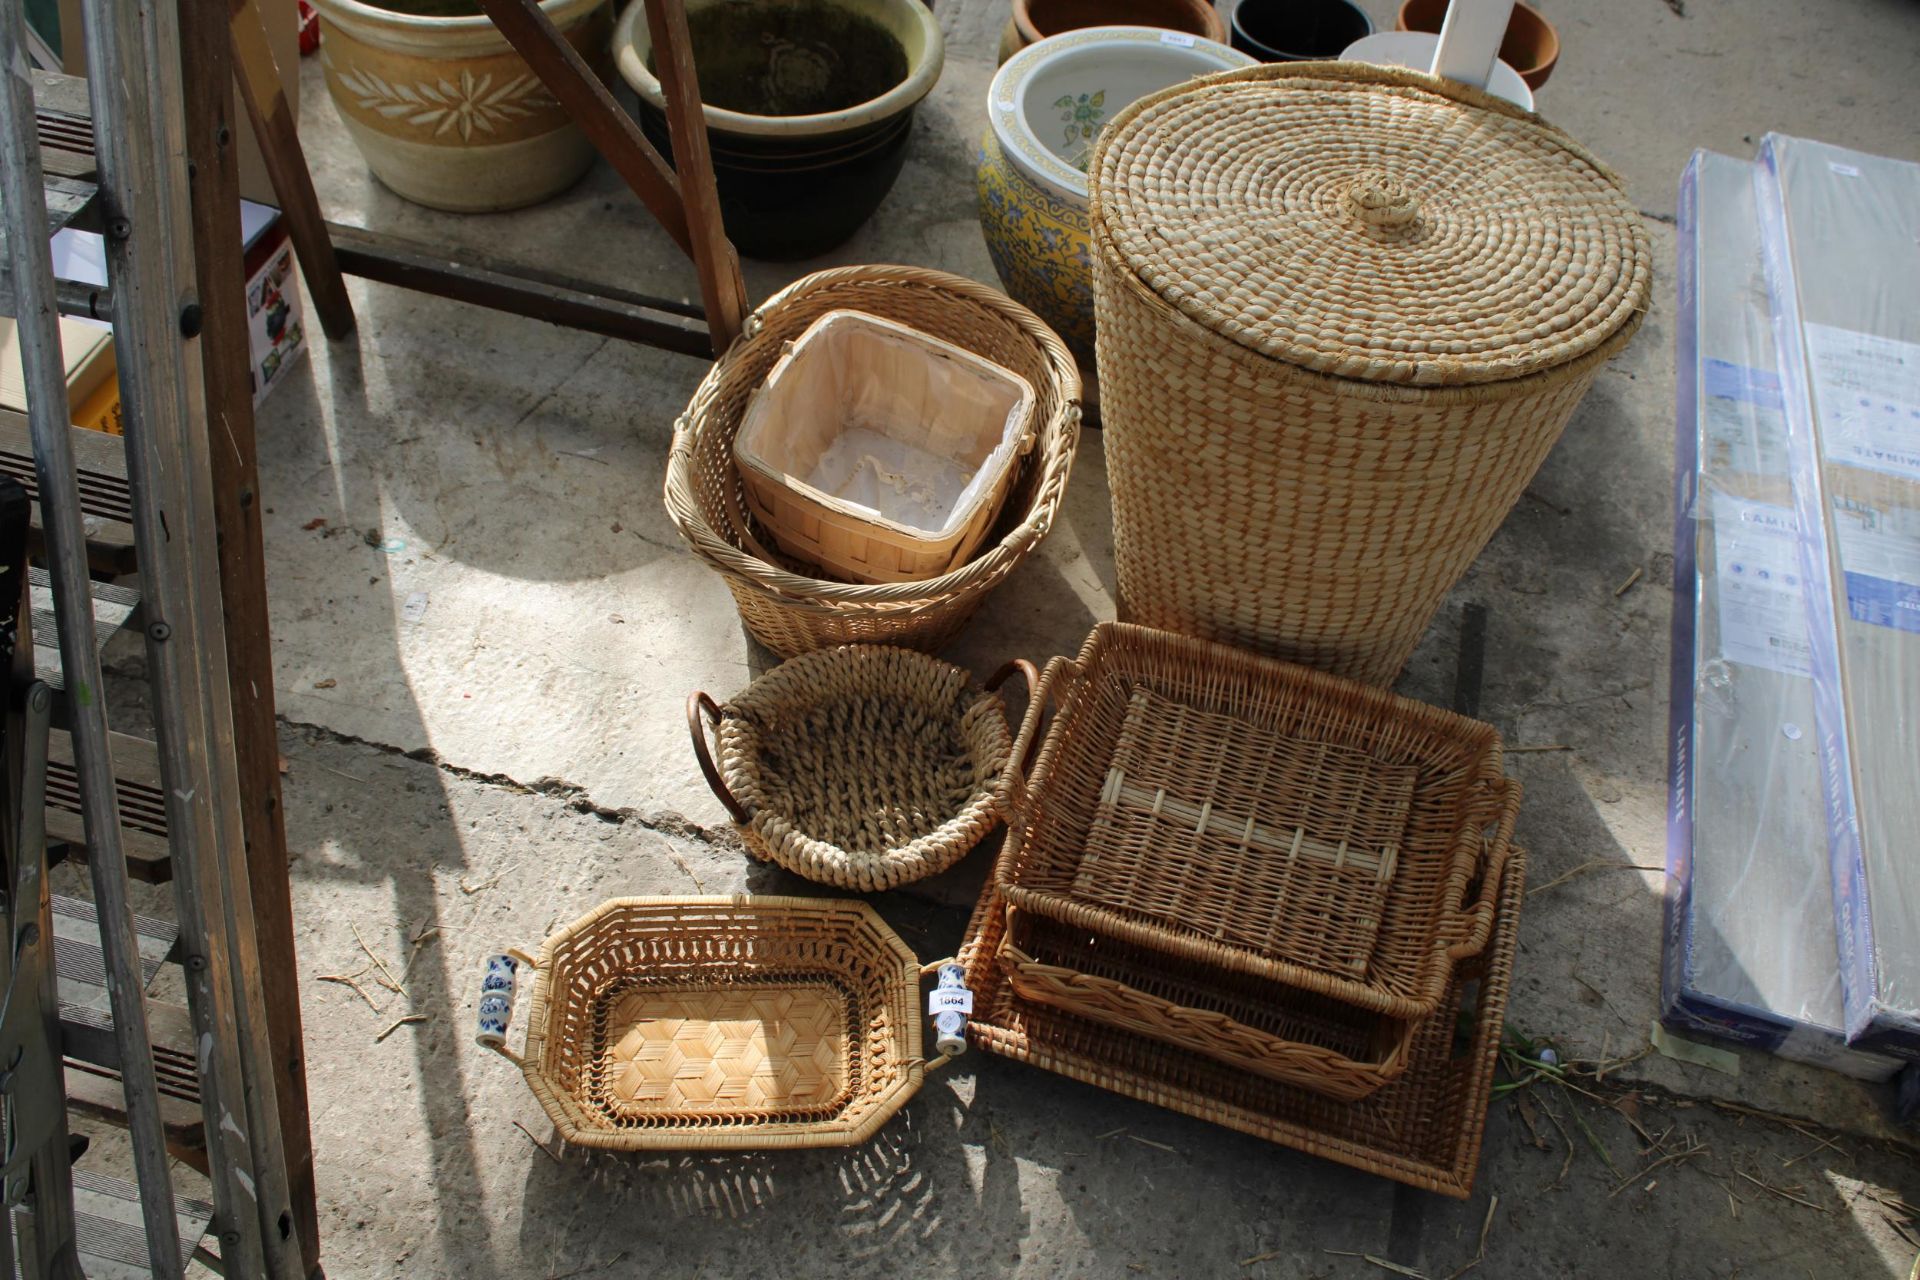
xmin=313 ymin=0 xmax=612 ymax=212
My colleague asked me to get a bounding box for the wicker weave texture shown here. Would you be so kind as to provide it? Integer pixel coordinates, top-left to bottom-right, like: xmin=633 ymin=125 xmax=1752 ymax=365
xmin=705 ymin=646 xmax=1014 ymax=892
xmin=999 ymin=907 xmax=1416 ymax=1100
xmin=1094 ymin=64 xmax=1650 ymax=387
xmin=665 ymin=265 xmax=1082 ymax=658
xmin=1001 ymin=623 xmax=1518 ymax=1019
xmin=1087 ymin=64 xmax=1651 ymax=686
xmin=519 ymin=897 xmax=922 ymax=1150
xmin=594 ymin=982 xmax=851 ymax=1120
xmin=962 ymin=842 xmax=1530 ymax=1197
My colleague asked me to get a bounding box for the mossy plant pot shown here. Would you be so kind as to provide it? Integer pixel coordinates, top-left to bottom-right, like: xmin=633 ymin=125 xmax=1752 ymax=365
xmin=614 ymin=0 xmax=944 ymax=261
xmin=312 ymin=0 xmax=612 ymax=212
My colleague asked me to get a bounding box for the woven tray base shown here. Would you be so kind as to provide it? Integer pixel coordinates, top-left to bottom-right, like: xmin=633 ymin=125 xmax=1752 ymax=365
xmin=962 ymin=844 xmax=1527 ymax=1197
xmin=592 ymin=978 xmax=856 ymax=1123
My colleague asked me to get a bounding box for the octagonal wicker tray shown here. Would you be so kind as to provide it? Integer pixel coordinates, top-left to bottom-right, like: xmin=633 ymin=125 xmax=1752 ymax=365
xmin=961 ymin=842 xmax=1527 ymax=1197
xmin=478 ymin=897 xmax=927 ymax=1150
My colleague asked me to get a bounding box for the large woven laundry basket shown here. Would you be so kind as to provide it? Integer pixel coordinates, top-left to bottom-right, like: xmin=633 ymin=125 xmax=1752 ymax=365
xmin=1088 ymin=63 xmax=1652 ymax=685
xmin=666 ymin=266 xmax=1081 ymax=658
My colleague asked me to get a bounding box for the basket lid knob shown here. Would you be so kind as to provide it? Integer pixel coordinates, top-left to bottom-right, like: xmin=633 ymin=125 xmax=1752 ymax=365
xmin=1345 ymin=172 xmax=1420 ymax=233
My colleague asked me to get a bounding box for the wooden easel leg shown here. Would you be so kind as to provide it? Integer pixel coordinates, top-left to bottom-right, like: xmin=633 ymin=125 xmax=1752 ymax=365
xmin=179 ymin=2 xmax=323 ymax=1275
xmin=478 ymin=0 xmax=747 ymax=356
xmin=227 ymin=0 xmax=356 ymax=341
xmin=642 ymin=0 xmax=745 ymax=354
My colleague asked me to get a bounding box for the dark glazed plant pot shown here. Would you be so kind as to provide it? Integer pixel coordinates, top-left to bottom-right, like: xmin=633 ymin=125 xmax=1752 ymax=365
xmin=612 ymin=0 xmax=944 ymax=260
xmin=1396 ymin=0 xmax=1560 ymax=89
xmin=636 ymin=107 xmax=917 ymax=261
xmin=1229 ymin=0 xmax=1373 ymax=61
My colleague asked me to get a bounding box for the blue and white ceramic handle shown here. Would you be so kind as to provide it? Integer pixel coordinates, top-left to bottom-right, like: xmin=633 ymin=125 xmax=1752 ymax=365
xmin=476 ymin=949 xmax=538 ymax=1067
xmin=921 ymin=961 xmax=972 ymax=1066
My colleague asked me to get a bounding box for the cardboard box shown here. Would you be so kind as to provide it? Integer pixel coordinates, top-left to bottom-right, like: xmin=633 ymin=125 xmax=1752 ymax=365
xmin=57 ymin=0 xmax=298 ymax=207
xmin=241 ymin=203 xmax=308 ymax=406
xmin=0 ymin=312 xmax=116 ymax=427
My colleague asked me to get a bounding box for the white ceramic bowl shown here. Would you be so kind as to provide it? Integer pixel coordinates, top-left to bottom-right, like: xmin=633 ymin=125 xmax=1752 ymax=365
xmin=1340 ymin=31 xmax=1535 ymax=111
xmin=988 ymin=26 xmax=1254 ymax=206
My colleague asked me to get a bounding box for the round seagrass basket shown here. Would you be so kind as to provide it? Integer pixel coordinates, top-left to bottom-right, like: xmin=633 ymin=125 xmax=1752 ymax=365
xmin=665 ymin=266 xmax=1082 ymax=658
xmin=689 ymin=647 xmax=1034 ymax=892
xmin=1088 ymin=62 xmax=1653 ymax=686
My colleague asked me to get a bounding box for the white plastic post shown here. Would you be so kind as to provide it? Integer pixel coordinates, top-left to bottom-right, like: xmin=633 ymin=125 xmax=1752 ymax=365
xmin=1430 ymin=0 xmax=1516 ymax=89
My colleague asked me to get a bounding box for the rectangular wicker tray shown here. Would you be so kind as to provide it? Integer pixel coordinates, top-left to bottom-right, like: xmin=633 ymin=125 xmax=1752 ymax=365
xmin=1001 ymin=623 xmax=1519 ymax=1019
xmin=963 ymin=843 xmax=1528 ymax=1197
xmin=997 ymin=904 xmax=1420 ymax=1101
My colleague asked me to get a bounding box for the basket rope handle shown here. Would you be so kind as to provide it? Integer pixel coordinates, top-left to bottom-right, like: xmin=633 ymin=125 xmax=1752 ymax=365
xmin=476 ymin=947 xmax=539 ymax=1068
xmin=995 ymin=656 xmax=1076 ymax=820
xmin=1444 ymin=776 xmax=1523 ymax=961
xmin=687 ymin=691 xmax=750 ymax=825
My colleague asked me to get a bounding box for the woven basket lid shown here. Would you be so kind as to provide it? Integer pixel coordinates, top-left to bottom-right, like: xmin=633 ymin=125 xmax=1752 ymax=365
xmin=1089 ymin=63 xmax=1653 ymax=387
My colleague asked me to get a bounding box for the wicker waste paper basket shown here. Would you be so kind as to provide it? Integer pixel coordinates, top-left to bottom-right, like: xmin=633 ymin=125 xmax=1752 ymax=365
xmin=666 ymin=266 xmax=1081 ymax=658
xmin=1088 ymin=63 xmax=1652 ymax=685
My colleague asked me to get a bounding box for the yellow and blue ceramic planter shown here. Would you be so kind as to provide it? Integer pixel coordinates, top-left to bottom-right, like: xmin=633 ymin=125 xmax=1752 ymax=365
xmin=978 ymin=131 xmax=1097 ymax=361
xmin=978 ymin=27 xmax=1254 ymax=365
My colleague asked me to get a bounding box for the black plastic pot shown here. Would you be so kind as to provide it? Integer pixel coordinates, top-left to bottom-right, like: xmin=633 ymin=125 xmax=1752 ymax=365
xmin=637 ymin=105 xmax=917 ymax=261
xmin=1230 ymin=0 xmax=1374 ymax=61
xmin=614 ymin=0 xmax=944 ymax=262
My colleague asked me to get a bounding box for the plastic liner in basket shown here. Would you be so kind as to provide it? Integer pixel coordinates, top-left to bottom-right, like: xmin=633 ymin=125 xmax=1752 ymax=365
xmin=688 ymin=646 xmax=1033 ymax=892
xmin=665 ymin=265 xmax=1081 ymax=658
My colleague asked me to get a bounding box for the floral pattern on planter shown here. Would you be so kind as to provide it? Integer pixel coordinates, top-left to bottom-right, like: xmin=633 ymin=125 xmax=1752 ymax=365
xmin=316 ymin=3 xmax=610 ymax=148
xmin=1055 ymin=89 xmax=1107 ymax=171
xmin=977 ymin=133 xmax=1095 ymax=365
xmin=333 ymin=65 xmax=558 ymax=142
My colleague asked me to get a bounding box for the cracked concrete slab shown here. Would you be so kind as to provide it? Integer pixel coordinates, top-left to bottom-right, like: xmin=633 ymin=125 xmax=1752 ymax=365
xmin=56 ymin=0 xmax=1920 ymax=1274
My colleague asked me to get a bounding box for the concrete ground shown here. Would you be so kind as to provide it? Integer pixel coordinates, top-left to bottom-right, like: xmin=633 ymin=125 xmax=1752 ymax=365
xmin=63 ymin=0 xmax=1920 ymax=1275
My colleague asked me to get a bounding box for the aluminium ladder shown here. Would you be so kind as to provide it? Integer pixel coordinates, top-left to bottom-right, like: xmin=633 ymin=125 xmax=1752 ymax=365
xmin=0 ymin=0 xmax=309 ymax=1276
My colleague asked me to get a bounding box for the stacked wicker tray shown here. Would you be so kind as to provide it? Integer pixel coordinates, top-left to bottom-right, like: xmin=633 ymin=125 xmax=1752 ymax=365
xmin=979 ymin=624 xmax=1523 ymax=1189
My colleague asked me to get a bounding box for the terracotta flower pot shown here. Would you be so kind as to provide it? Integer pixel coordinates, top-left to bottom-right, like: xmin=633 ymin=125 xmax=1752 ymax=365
xmin=999 ymin=0 xmax=1227 ymax=65
xmin=1396 ymin=0 xmax=1560 ymax=89
xmin=312 ymin=0 xmax=612 ymax=212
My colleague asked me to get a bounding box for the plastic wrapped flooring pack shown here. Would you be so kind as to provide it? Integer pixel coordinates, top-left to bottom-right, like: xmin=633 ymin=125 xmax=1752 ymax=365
xmin=1757 ymin=135 xmax=1920 ymax=1058
xmin=1661 ymin=151 xmax=1898 ymax=1081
